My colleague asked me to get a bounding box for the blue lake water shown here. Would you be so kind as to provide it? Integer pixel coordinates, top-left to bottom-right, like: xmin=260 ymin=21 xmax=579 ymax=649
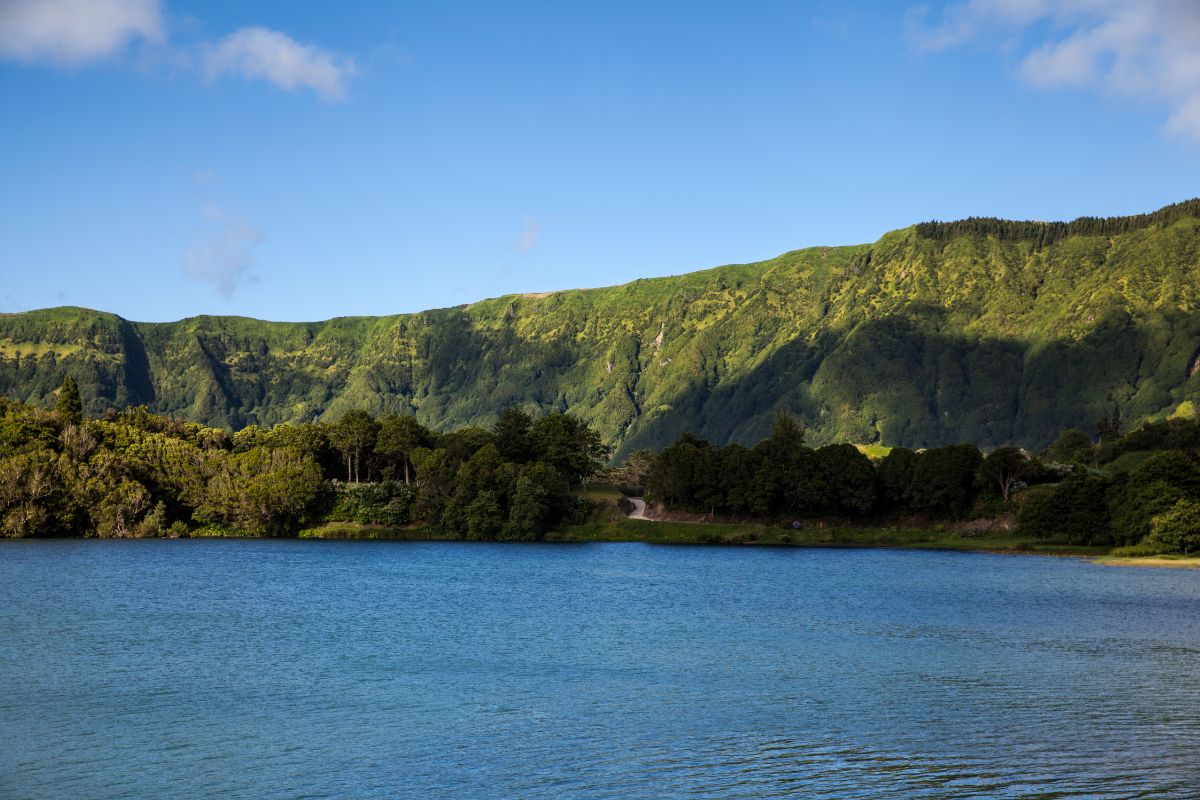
xmin=1 ymin=540 xmax=1199 ymax=800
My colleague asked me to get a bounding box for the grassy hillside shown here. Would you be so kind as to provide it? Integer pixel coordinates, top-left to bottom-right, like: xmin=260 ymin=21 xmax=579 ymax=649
xmin=5 ymin=200 xmax=1200 ymax=454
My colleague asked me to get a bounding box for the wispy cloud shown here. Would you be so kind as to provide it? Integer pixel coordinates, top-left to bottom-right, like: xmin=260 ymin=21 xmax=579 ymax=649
xmin=203 ymin=26 xmax=355 ymax=101
xmin=184 ymin=206 xmax=264 ymax=299
xmin=0 ymin=0 xmax=164 ymax=65
xmin=908 ymin=0 xmax=1200 ymax=140
xmin=0 ymin=1 xmax=356 ymax=101
xmin=517 ymin=217 xmax=541 ymax=253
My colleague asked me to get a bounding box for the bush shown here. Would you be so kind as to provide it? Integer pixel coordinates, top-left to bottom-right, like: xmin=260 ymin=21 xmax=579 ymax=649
xmin=327 ymin=481 xmax=415 ymax=526
xmin=1016 ymin=477 xmax=1110 ymax=544
xmin=1043 ymin=429 xmax=1094 ymax=464
xmin=1147 ymin=499 xmax=1200 ymax=555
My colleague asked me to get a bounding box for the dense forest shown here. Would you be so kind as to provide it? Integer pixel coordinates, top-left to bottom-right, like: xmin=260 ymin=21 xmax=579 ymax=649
xmin=0 ymin=378 xmax=606 ymax=540
xmin=914 ymin=197 xmax=1200 ymax=246
xmin=4 ymin=378 xmax=1199 ymax=555
xmin=625 ymin=411 xmax=1200 ymax=556
xmin=5 ymin=200 xmax=1200 ymax=457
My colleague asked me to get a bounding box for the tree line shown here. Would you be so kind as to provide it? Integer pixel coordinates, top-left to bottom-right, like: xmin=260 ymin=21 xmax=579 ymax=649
xmin=634 ymin=413 xmax=1003 ymax=522
xmin=915 ymin=198 xmax=1200 ymax=248
xmin=5 ymin=377 xmax=1199 ymax=554
xmin=630 ymin=412 xmax=1200 ymax=555
xmin=0 ymin=377 xmax=607 ymax=539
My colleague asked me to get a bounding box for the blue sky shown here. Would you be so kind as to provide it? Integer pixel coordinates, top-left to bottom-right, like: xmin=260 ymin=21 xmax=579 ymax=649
xmin=2 ymin=0 xmax=1199 ymax=321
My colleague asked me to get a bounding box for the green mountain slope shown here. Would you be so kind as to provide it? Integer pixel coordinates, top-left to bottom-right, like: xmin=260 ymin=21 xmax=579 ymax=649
xmin=5 ymin=200 xmax=1200 ymax=455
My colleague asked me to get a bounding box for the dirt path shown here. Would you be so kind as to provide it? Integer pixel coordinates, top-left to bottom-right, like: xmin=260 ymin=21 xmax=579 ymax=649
xmin=626 ymin=497 xmax=650 ymax=520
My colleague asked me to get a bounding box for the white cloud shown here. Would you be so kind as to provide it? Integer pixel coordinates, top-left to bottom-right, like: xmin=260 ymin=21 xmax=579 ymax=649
xmin=0 ymin=0 xmax=163 ymax=65
xmin=517 ymin=217 xmax=540 ymax=253
xmin=909 ymin=0 xmax=1200 ymax=140
xmin=184 ymin=207 xmax=264 ymax=299
xmin=0 ymin=3 xmax=356 ymax=101
xmin=203 ymin=26 xmax=355 ymax=101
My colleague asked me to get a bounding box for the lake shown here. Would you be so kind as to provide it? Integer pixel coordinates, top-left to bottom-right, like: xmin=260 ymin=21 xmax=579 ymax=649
xmin=2 ymin=540 xmax=1198 ymax=799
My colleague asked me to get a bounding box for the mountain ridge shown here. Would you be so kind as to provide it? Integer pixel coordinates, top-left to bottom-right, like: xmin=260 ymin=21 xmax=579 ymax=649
xmin=5 ymin=200 xmax=1200 ymax=456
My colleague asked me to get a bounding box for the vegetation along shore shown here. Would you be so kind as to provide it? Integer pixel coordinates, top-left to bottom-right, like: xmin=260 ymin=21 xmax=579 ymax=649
xmin=4 ymin=376 xmax=1199 ymax=565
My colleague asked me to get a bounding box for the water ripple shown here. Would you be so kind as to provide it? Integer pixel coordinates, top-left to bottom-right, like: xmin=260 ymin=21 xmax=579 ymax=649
xmin=1 ymin=540 xmax=1198 ymax=799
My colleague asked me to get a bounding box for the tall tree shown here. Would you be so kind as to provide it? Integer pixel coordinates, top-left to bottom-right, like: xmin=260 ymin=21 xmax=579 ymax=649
xmin=911 ymin=444 xmax=983 ymax=518
xmin=877 ymin=447 xmax=917 ymax=511
xmin=376 ymin=414 xmax=432 ymax=484
xmin=755 ymin=412 xmax=820 ymax=514
xmin=1043 ymin=429 xmax=1094 ymax=464
xmin=328 ymin=410 xmax=379 ymax=483
xmin=817 ymin=444 xmax=877 ymax=515
xmin=493 ymin=407 xmax=534 ymax=463
xmin=529 ymin=414 xmax=607 ymax=485
xmin=56 ymin=375 xmax=82 ymax=425
xmin=1095 ymin=403 xmax=1123 ymax=443
xmin=979 ymin=447 xmax=1034 ymax=502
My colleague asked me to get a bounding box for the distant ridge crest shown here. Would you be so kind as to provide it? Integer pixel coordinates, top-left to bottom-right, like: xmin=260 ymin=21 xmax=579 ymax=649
xmin=916 ymin=198 xmax=1200 ymax=247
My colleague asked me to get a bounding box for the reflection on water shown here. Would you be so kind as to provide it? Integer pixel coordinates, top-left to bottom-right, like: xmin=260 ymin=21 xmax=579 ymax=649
xmin=1 ymin=540 xmax=1198 ymax=799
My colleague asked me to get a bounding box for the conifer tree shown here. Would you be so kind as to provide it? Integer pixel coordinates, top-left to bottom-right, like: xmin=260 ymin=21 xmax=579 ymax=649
xmin=56 ymin=375 xmax=82 ymax=424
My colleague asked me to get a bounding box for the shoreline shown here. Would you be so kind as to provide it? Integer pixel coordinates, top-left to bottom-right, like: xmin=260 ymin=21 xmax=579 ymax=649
xmin=9 ymin=519 xmax=1195 ymax=568
xmin=3 ymin=522 xmax=1104 ymax=556
xmin=7 ymin=528 xmax=1196 ymax=568
xmin=1092 ymin=556 xmax=1200 ymax=569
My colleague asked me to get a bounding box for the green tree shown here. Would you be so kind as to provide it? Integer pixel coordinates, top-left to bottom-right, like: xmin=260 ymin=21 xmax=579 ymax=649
xmin=1043 ymin=429 xmax=1093 ymax=464
xmin=442 ymin=444 xmax=513 ymax=532
xmin=877 ymin=447 xmax=916 ymax=511
xmin=911 ymin=444 xmax=982 ymax=518
xmin=56 ymin=375 xmax=82 ymax=425
xmin=754 ymin=412 xmax=826 ymax=514
xmin=0 ymin=449 xmax=58 ymax=537
xmin=1105 ymin=451 xmax=1200 ymax=545
xmin=505 ymin=473 xmax=551 ymax=538
xmin=465 ymin=490 xmax=503 ymax=539
xmin=328 ymin=410 xmax=379 ymax=483
xmin=529 ymin=414 xmax=607 ymax=485
xmin=1128 ymin=450 xmax=1200 ymax=495
xmin=493 ymin=407 xmax=534 ymax=463
xmin=1147 ymin=499 xmax=1200 ymax=555
xmin=766 ymin=411 xmax=806 ymax=452
xmin=410 ymin=447 xmax=456 ymax=523
xmin=607 ymin=449 xmax=656 ymax=490
xmin=646 ymin=433 xmax=712 ymax=509
xmin=232 ymin=425 xmax=265 ymax=453
xmin=95 ymin=478 xmax=151 ymax=537
xmin=717 ymin=444 xmax=770 ymax=517
xmin=1017 ymin=475 xmax=1110 ymax=544
xmin=817 ymin=444 xmax=877 ymax=515
xmin=439 ymin=427 xmax=494 ymax=465
xmin=375 ymin=413 xmax=433 ymax=484
xmin=198 ymin=447 xmax=323 ymax=535
xmin=978 ymin=447 xmax=1034 ymax=502
xmin=1095 ymin=403 xmax=1123 ymax=443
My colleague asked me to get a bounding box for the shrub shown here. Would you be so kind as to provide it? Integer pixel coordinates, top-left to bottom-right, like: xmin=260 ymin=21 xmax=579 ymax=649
xmin=1016 ymin=476 xmax=1110 ymax=544
xmin=1147 ymin=499 xmax=1200 ymax=555
xmin=327 ymin=481 xmax=415 ymax=526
